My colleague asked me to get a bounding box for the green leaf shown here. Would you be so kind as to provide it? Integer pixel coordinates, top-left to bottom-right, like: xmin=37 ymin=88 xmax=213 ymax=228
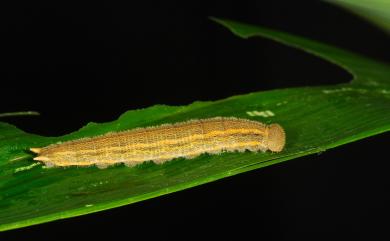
xmin=326 ymin=0 xmax=390 ymax=33
xmin=1 ymin=18 xmax=389 ymax=231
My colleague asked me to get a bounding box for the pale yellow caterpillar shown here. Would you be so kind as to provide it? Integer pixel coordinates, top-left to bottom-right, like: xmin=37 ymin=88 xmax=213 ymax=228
xmin=30 ymin=117 xmax=286 ymax=168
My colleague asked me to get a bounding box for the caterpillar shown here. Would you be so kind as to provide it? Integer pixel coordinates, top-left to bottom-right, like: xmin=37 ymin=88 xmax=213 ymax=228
xmin=30 ymin=117 xmax=286 ymax=168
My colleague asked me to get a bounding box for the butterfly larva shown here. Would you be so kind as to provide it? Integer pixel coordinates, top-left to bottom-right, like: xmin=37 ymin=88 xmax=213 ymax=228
xmin=30 ymin=117 xmax=286 ymax=168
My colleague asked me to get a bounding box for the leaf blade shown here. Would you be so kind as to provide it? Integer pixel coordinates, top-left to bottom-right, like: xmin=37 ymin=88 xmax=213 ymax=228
xmin=211 ymin=17 xmax=390 ymax=86
xmin=326 ymin=0 xmax=390 ymax=33
xmin=0 ymin=19 xmax=389 ymax=231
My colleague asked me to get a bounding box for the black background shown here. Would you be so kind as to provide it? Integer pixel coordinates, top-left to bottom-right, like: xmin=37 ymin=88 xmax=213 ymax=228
xmin=1 ymin=1 xmax=389 ymax=240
